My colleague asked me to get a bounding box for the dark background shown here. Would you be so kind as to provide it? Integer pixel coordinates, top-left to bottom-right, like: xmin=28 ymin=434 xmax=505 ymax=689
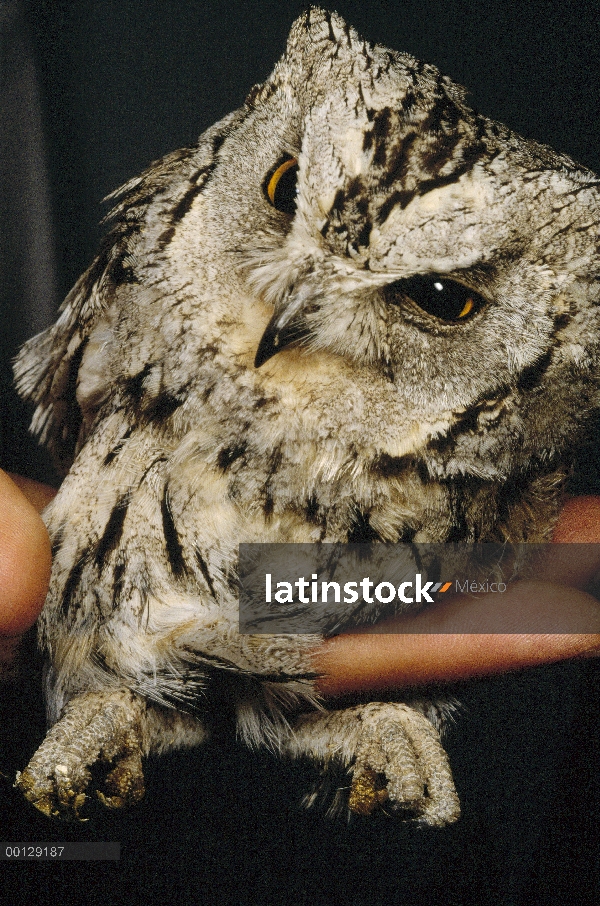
xmin=2 ymin=1 xmax=600 ymax=904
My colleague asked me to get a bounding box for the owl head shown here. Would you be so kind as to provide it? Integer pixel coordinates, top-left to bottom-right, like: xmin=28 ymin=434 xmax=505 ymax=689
xmin=206 ymin=8 xmax=600 ymax=492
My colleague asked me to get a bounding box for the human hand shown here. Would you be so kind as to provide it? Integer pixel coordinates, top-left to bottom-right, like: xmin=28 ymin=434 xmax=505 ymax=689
xmin=0 ymin=470 xmax=54 ymax=671
xmin=314 ymin=497 xmax=600 ymax=697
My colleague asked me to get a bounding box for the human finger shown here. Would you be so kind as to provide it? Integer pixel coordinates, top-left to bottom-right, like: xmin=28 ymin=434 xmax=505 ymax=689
xmin=0 ymin=469 xmax=52 ymax=638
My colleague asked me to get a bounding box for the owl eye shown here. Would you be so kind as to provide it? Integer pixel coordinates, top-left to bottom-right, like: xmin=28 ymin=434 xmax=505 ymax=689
xmin=384 ymin=275 xmax=484 ymax=322
xmin=265 ymin=156 xmax=299 ymax=215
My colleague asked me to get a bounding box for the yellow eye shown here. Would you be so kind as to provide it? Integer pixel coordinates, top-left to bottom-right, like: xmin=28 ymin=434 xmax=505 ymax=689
xmin=384 ymin=275 xmax=484 ymax=323
xmin=265 ymin=156 xmax=299 ymax=215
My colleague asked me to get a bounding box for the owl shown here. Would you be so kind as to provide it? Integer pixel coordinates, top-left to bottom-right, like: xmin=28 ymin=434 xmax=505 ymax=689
xmin=13 ymin=7 xmax=600 ymax=824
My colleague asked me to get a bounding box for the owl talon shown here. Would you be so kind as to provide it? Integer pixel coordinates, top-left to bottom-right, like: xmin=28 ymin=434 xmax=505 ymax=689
xmin=15 ymin=688 xmax=145 ymax=821
xmin=288 ymin=703 xmax=460 ymax=824
xmin=348 ymin=767 xmax=389 ymax=816
xmin=348 ymin=703 xmax=460 ymax=825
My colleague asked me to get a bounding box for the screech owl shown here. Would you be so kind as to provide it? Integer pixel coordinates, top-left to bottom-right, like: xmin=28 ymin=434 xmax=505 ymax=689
xmin=12 ymin=7 xmax=600 ymax=823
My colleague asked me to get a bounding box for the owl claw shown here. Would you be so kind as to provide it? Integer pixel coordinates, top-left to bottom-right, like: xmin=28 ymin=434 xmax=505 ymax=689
xmin=288 ymin=702 xmax=460 ymax=825
xmin=348 ymin=704 xmax=461 ymax=826
xmin=15 ymin=689 xmax=145 ymax=821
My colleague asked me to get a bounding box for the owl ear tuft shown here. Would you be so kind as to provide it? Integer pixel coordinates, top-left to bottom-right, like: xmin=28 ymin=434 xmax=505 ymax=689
xmin=284 ymin=8 xmax=365 ymax=72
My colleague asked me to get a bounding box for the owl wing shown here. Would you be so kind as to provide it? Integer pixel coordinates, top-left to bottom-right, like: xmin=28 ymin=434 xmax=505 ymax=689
xmin=13 ymin=112 xmax=244 ymax=471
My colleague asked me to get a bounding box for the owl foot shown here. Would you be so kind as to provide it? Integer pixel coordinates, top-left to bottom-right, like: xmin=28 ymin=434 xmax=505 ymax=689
xmin=15 ymin=688 xmax=145 ymax=821
xmin=289 ymin=702 xmax=460 ymax=826
xmin=348 ymin=703 xmax=460 ymax=825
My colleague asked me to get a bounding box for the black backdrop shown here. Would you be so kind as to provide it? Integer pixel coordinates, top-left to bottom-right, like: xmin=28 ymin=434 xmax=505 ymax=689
xmin=2 ymin=1 xmax=600 ymax=903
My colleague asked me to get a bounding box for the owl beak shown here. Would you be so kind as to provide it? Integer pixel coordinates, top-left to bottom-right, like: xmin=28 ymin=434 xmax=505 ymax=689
xmin=254 ymin=291 xmax=311 ymax=368
xmin=254 ymin=315 xmax=309 ymax=367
